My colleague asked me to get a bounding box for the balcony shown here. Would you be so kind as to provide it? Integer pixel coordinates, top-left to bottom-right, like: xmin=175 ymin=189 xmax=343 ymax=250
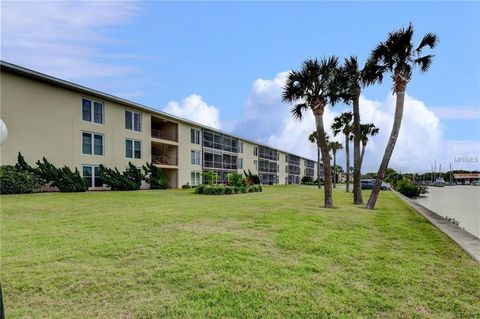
xmin=152 ymin=141 xmax=178 ymax=167
xmin=151 ymin=129 xmax=178 ymax=142
xmin=151 ymin=116 xmax=178 ymax=142
xmin=152 ymin=154 xmax=178 ymax=166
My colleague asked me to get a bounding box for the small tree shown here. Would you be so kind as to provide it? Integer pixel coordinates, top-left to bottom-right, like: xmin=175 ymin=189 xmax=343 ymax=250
xmin=203 ymin=170 xmax=218 ymax=185
xmin=227 ymin=172 xmax=243 ymax=187
xmin=143 ymin=162 xmax=168 ymax=189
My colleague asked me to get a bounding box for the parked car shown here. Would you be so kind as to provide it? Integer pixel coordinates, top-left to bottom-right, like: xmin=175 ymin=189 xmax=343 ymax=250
xmin=361 ymin=179 xmax=374 ymax=189
xmin=381 ymin=182 xmax=391 ymax=190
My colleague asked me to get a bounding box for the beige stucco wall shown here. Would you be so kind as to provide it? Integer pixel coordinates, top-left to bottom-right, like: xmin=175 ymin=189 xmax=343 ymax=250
xmin=240 ymin=140 xmax=257 ymax=175
xmin=177 ymin=122 xmax=202 ymax=186
xmin=1 ymin=72 xmax=150 ymax=172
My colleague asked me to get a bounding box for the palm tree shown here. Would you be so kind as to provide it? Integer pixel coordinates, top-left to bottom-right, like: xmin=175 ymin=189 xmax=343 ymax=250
xmin=359 ymin=123 xmax=379 ymax=167
xmin=338 ymin=56 xmax=384 ymax=204
xmin=365 ymin=24 xmax=437 ymax=209
xmin=328 ymin=141 xmax=343 ymax=188
xmin=331 ymin=112 xmax=353 ymax=192
xmin=283 ymin=57 xmax=340 ymax=208
xmin=308 ymin=131 xmax=321 ymax=189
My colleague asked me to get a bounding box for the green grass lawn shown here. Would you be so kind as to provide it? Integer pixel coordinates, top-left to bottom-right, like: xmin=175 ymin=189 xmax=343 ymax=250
xmin=1 ymin=186 xmax=479 ymax=318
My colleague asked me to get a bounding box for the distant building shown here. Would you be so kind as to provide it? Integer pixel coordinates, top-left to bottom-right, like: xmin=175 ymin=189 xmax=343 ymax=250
xmin=453 ymin=173 xmax=480 ymax=184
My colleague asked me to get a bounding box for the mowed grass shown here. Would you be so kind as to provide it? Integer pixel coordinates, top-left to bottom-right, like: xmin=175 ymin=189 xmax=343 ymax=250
xmin=1 ymin=186 xmax=479 ymax=318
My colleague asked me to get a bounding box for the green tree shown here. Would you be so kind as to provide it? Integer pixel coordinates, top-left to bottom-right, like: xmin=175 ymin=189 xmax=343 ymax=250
xmin=332 ymin=112 xmax=353 ymax=192
xmin=203 ymin=170 xmax=218 ymax=185
xmin=283 ymin=57 xmax=340 ymax=208
xmin=365 ymin=24 xmax=437 ymax=209
xmin=143 ymin=162 xmax=168 ymax=189
xmin=328 ymin=141 xmax=343 ymax=188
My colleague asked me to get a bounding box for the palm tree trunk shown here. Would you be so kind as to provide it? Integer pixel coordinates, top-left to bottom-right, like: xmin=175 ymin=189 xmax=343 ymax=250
xmin=345 ymin=134 xmax=350 ymax=192
xmin=314 ymin=108 xmax=333 ymax=208
xmin=317 ymin=146 xmax=321 ymax=189
xmin=352 ymin=94 xmax=363 ymax=204
xmin=360 ymin=142 xmax=366 ymax=167
xmin=333 ymin=151 xmax=337 ymax=188
xmin=367 ymin=90 xmax=406 ymax=209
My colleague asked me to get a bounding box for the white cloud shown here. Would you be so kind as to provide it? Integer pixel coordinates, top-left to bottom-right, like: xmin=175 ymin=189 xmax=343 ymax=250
xmin=1 ymin=1 xmax=142 ymax=81
xmin=163 ymin=95 xmax=222 ymax=129
xmin=431 ymin=106 xmax=480 ymax=120
xmin=162 ymin=71 xmax=479 ymax=173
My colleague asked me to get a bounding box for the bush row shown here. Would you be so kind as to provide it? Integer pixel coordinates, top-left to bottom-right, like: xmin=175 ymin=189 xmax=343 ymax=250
xmin=195 ymin=184 xmax=262 ymax=195
xmin=0 ymin=153 xmax=169 ymax=194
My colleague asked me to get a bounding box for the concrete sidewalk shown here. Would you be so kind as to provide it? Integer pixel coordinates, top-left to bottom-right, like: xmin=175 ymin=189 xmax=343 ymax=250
xmin=395 ymin=191 xmax=480 ymax=263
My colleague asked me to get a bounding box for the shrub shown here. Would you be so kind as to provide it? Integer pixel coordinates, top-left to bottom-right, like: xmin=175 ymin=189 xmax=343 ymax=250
xmin=227 ymin=172 xmax=243 ymax=187
xmin=397 ymin=180 xmax=421 ymax=198
xmin=36 ymin=157 xmax=87 ymax=192
xmin=195 ymin=184 xmax=206 ymax=194
xmin=257 ymin=185 xmax=263 ymax=192
xmin=195 ymin=184 xmax=260 ymax=195
xmin=304 ymin=181 xmax=315 ymax=186
xmin=224 ymin=186 xmax=234 ymax=194
xmin=99 ymin=162 xmax=143 ymax=191
xmin=181 ymin=183 xmax=192 ymax=189
xmin=243 ymin=170 xmax=261 ymax=185
xmin=0 ymin=165 xmax=43 ymax=194
xmin=301 ymin=176 xmax=313 ymax=184
xmin=143 ymin=162 xmax=168 ymax=189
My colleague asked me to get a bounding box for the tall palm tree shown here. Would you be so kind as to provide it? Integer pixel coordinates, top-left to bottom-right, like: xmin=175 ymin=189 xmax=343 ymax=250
xmin=328 ymin=141 xmax=343 ymax=188
xmin=338 ymin=56 xmax=384 ymax=204
xmin=283 ymin=57 xmax=340 ymax=208
xmin=365 ymin=24 xmax=437 ymax=209
xmin=308 ymin=131 xmax=321 ymax=189
xmin=309 ymin=132 xmax=330 ymax=188
xmin=359 ymin=123 xmax=379 ymax=167
xmin=331 ymin=112 xmax=353 ymax=192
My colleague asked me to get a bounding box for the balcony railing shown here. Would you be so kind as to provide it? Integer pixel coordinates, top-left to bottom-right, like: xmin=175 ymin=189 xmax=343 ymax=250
xmin=152 ymin=154 xmax=178 ymax=166
xmin=151 ymin=128 xmax=178 ymax=142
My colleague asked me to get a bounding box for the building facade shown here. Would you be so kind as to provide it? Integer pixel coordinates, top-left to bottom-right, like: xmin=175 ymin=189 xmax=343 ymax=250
xmin=0 ymin=61 xmax=319 ymax=189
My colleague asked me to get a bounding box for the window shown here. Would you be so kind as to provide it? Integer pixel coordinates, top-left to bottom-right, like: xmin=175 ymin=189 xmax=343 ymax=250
xmin=191 ymin=129 xmax=200 ymax=144
xmin=239 ymin=142 xmax=244 ymax=153
xmin=254 ymin=146 xmax=258 ymax=156
xmin=191 ymin=150 xmax=201 ymax=165
xmin=126 ymin=139 xmax=142 ymax=159
xmin=125 ymin=110 xmax=142 ymax=132
xmin=82 ymin=98 xmax=104 ymax=124
xmin=83 ymin=165 xmax=102 ymax=188
xmin=238 ymin=158 xmax=243 ymax=169
xmin=191 ymin=171 xmax=201 ymax=186
xmin=82 ymin=132 xmax=103 ymax=155
xmin=254 ymin=160 xmax=258 ymax=171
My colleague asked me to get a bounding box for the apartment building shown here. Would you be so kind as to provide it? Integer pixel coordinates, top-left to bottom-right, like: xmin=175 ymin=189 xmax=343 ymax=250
xmin=0 ymin=61 xmax=321 ymax=189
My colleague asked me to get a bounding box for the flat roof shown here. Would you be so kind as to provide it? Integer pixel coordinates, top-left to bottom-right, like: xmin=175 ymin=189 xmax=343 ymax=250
xmin=1 ymin=60 xmax=316 ymax=162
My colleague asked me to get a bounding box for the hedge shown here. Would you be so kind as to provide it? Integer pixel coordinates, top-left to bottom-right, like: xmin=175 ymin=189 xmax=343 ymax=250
xmin=194 ymin=184 xmax=262 ymax=195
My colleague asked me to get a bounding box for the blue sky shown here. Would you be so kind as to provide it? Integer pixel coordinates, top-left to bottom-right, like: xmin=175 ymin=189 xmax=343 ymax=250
xmin=2 ymin=1 xmax=479 ymax=172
